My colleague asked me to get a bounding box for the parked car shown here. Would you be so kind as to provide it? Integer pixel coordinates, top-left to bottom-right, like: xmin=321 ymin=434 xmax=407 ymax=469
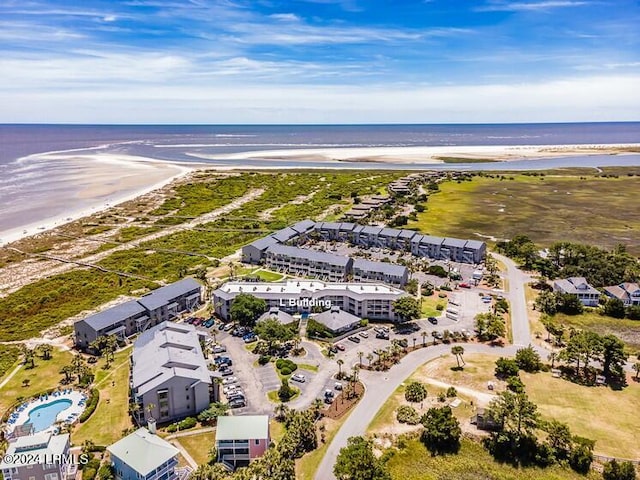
xmin=215 ymin=356 xmax=233 ymax=366
xmin=348 ymin=336 xmax=360 ymax=343
xmin=335 ymin=344 xmax=345 ymax=351
xmin=324 ymin=389 xmax=334 ymax=398
xmin=220 ymin=368 xmax=234 ymax=376
xmin=184 ymin=317 xmax=194 ymax=324
xmin=227 ymin=392 xmax=245 ymax=402
xmin=334 ymin=382 xmax=343 ymax=390
xmin=203 ymin=319 xmax=215 ymax=328
xmin=359 ymin=331 xmax=369 ymax=338
xmin=212 ymin=345 xmax=227 ymax=354
xmin=375 ymin=331 xmax=389 ymax=340
xmin=459 ymin=282 xmax=471 ymax=289
xmin=243 ymin=334 xmax=257 ymax=343
xmin=434 ymin=331 xmax=444 ymax=340
xmin=192 ymin=318 xmax=202 ymax=326
xmin=229 ymin=398 xmax=246 ymax=408
xmin=328 ymin=346 xmax=338 ymax=354
xmin=222 ymin=376 xmax=237 ymax=385
xmin=223 ymin=323 xmax=234 ymax=331
xmin=291 ymin=373 xmax=306 ymax=383
xmin=223 ymin=385 xmax=242 ymax=394
xmin=428 ymin=317 xmax=438 ymax=325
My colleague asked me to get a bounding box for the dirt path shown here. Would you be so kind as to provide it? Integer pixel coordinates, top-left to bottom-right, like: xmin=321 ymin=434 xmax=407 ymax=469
xmin=0 ymin=189 xmax=264 ymax=296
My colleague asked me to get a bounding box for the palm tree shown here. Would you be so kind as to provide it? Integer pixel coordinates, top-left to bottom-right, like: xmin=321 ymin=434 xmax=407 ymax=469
xmin=71 ymin=355 xmax=86 ymax=383
xmin=60 ymin=365 xmax=74 ymax=384
xmin=366 ymin=353 xmax=374 ymax=367
xmin=311 ymin=398 xmax=324 ymax=420
xmin=412 ymin=337 xmax=417 ymax=349
xmin=431 ymin=331 xmax=439 ymax=345
xmin=275 ymin=403 xmax=289 ymax=422
xmin=548 ymin=352 xmax=558 ymax=369
xmin=421 ymin=331 xmax=428 ymax=347
xmin=633 ymin=362 xmax=640 ymax=380
xmin=129 ymin=403 xmax=142 ymax=425
xmin=357 ymin=351 xmax=364 ymax=367
xmin=451 ymin=346 xmax=465 ymax=368
xmin=336 ymin=359 xmax=344 ymax=379
xmin=145 ymin=402 xmax=156 ymax=421
xmin=39 ymin=344 xmax=53 ymax=360
xmin=21 ymin=346 xmax=35 ymax=369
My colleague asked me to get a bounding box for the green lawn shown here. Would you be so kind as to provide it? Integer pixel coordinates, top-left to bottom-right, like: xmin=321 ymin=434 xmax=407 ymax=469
xmin=386 ymin=438 xmax=600 ymax=480
xmin=298 ymin=363 xmax=320 ymax=373
xmin=176 ymin=430 xmax=216 ymax=466
xmin=72 ymin=348 xmax=134 ymax=446
xmin=420 ymin=295 xmax=444 ymax=318
xmin=0 ymin=348 xmax=74 ymax=415
xmin=253 ymin=269 xmax=285 ymax=282
xmin=0 ymin=345 xmax=21 ymax=379
xmin=554 ymin=311 xmax=640 ymax=353
xmin=408 ymin=173 xmax=640 ymax=254
xmin=523 ymin=371 xmax=640 ymax=459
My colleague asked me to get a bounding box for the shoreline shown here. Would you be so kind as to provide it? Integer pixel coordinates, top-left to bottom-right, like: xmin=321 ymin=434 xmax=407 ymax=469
xmin=0 ymin=154 xmax=197 ymax=245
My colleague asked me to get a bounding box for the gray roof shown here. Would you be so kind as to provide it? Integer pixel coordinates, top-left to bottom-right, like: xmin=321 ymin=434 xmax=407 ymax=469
xmin=339 ymin=222 xmax=356 ymax=231
xmin=271 ymin=227 xmax=299 ymax=242
xmin=290 ymin=219 xmax=317 ymax=233
xmin=258 ymin=308 xmax=297 ymax=325
xmin=442 ymin=238 xmax=467 ymax=248
xmin=107 ymin=428 xmax=179 ymax=476
xmin=137 ymin=278 xmax=201 ymax=312
xmin=266 ymin=244 xmax=351 ymax=267
xmin=352 ymin=225 xmax=365 ymax=233
xmin=216 ymin=415 xmax=269 ymax=441
xmin=0 ymin=433 xmax=69 ymax=469
xmin=419 ymin=235 xmax=444 ymax=245
xmin=410 ymin=234 xmax=424 ymax=244
xmin=554 ymin=277 xmax=600 ymax=295
xmin=360 ymin=226 xmax=383 ymax=235
xmin=132 ymin=322 xmax=211 ymax=395
xmin=379 ymin=228 xmax=402 ymax=238
xmin=464 ymin=239 xmax=486 ymax=250
xmin=246 ymin=235 xmax=279 ymax=251
xmin=398 ymin=229 xmax=417 ymax=239
xmin=318 ymin=222 xmax=341 ymax=231
xmin=314 ymin=308 xmax=360 ymax=332
xmin=353 ymin=258 xmax=408 ymax=277
xmin=81 ymin=300 xmax=147 ymax=331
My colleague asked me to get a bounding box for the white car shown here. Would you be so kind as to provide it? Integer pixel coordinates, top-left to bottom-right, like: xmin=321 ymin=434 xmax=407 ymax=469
xmin=223 ymin=385 xmax=241 ymax=394
xmin=222 ymin=376 xmax=238 ymax=385
xmin=359 ymin=331 xmax=369 ymax=338
xmin=212 ymin=345 xmax=227 ymax=353
xmin=291 ymin=373 xmax=306 ymax=383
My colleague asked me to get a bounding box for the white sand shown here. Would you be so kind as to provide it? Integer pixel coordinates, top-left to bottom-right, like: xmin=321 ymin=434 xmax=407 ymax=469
xmin=189 ymin=143 xmax=640 ymax=164
xmin=0 ymin=154 xmax=194 ymax=245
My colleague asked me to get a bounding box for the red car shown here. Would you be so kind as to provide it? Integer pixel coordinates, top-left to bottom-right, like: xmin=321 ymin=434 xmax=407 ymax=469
xmin=335 ymin=344 xmax=346 ymax=351
xmin=459 ymin=282 xmax=471 ymax=289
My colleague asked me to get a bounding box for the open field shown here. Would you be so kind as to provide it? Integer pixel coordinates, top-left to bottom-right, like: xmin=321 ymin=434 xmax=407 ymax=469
xmin=72 ymin=348 xmax=134 ymax=446
xmin=420 ymin=295 xmax=444 ymax=317
xmin=386 ymin=438 xmax=601 ymax=480
xmin=409 ymin=172 xmax=640 ymax=253
xmin=554 ymin=312 xmax=640 ymax=354
xmin=176 ymin=430 xmax=216 ymax=466
xmin=0 ymin=348 xmax=74 ymax=414
xmin=523 ymin=371 xmax=640 ymax=459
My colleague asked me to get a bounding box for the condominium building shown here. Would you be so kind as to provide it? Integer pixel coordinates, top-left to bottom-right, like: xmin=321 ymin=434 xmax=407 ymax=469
xmin=212 ymin=280 xmax=407 ymax=322
xmin=216 ymin=416 xmax=270 ymax=470
xmin=108 ymin=428 xmax=179 ymax=480
xmin=130 ymin=322 xmax=217 ymax=424
xmin=264 ymin=244 xmax=352 ymax=282
xmin=0 ymin=433 xmax=75 ymax=480
xmin=351 ymin=258 xmax=409 ymax=286
xmin=75 ymin=278 xmax=203 ymax=350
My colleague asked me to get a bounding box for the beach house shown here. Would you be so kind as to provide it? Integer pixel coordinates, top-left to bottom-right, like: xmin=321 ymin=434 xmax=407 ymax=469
xmin=553 ymin=277 xmax=601 ymax=307
xmin=108 ymin=428 xmax=179 ymax=480
xmin=216 ymin=415 xmax=270 ymax=470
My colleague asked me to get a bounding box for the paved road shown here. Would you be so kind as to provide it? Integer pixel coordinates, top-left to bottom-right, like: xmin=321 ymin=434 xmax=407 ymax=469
xmin=492 ymin=252 xmax=533 ymax=347
xmin=314 ymin=343 xmax=520 ymax=480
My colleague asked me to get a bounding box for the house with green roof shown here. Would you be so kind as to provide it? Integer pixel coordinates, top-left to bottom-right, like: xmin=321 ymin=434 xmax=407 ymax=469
xmin=216 ymin=415 xmax=270 ymax=470
xmin=107 ymin=428 xmax=179 ymax=480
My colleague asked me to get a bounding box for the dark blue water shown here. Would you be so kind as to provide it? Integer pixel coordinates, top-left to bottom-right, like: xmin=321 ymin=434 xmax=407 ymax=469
xmin=0 ymin=123 xmax=639 ymax=241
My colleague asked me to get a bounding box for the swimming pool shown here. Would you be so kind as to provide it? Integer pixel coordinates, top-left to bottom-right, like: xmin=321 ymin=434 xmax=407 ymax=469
xmin=26 ymin=399 xmax=72 ymax=432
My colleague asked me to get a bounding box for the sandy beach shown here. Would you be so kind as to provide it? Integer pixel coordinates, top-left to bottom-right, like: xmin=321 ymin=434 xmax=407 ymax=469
xmin=0 ymin=153 xmax=195 ymax=245
xmin=189 ymin=143 xmax=640 ymax=164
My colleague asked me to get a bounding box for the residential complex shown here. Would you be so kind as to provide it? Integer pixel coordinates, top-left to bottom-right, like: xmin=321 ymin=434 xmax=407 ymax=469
xmin=241 ymin=221 xmax=486 ymax=273
xmin=265 ymin=244 xmax=352 ymax=282
xmin=603 ymin=282 xmax=640 ymax=306
xmin=212 ymin=280 xmax=407 ymax=323
xmin=130 ymin=322 xmax=217 ymax=424
xmin=74 ymin=278 xmax=202 ymax=350
xmin=0 ymin=433 xmax=75 ymax=480
xmin=553 ymin=277 xmax=601 ymax=307
xmin=313 ymin=306 xmax=362 ymax=334
xmin=352 ymin=258 xmax=409 ymax=286
xmin=216 ymin=415 xmax=270 ymax=470
xmin=108 ymin=428 xmax=179 ymax=480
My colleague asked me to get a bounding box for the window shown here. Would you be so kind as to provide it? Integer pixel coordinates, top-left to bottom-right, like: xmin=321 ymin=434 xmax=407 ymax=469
xmin=254 ymin=439 xmax=260 ymax=445
xmin=44 ymin=474 xmax=59 ymax=480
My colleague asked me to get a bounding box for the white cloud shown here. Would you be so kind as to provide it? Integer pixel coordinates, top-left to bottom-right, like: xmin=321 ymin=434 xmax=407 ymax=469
xmin=477 ymin=1 xmax=589 ymax=12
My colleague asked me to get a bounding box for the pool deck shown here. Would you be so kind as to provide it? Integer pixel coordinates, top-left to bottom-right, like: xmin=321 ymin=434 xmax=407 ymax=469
xmin=6 ymin=390 xmax=87 ymax=436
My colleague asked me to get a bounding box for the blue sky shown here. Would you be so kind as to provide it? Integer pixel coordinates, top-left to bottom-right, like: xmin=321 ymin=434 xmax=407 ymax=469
xmin=1 ymin=0 xmax=639 ymax=123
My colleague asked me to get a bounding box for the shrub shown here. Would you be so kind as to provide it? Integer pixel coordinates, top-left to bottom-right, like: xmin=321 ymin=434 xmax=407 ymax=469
xmin=275 ymin=359 xmax=285 ymax=369
xmin=436 ymin=304 xmax=444 ymax=311
xmin=280 ymin=367 xmax=292 ymax=376
xmin=166 ymin=423 xmax=178 ymax=433
xmin=79 ymin=389 xmax=99 ymax=423
xmin=178 ymin=417 xmax=197 ymax=430
xmin=437 ymin=392 xmax=446 ymax=402
xmin=506 ymin=375 xmax=525 ymax=393
xmin=258 ymin=355 xmax=271 ymax=365
xmin=396 ymin=405 xmax=420 ymax=425
xmin=515 ymin=346 xmax=542 ymax=373
xmin=495 ymin=357 xmax=519 ymax=378
xmin=446 ymin=387 xmax=457 ymax=398
xmin=404 ymin=381 xmax=428 ymax=403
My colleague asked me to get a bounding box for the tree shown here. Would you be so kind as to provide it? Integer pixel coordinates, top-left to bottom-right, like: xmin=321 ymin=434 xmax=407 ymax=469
xmin=334 ymin=436 xmax=391 ymax=480
xmin=547 ymin=352 xmax=558 ymax=369
xmin=544 ymin=420 xmax=573 ymax=461
xmin=275 ymin=403 xmax=290 ymax=422
xmin=569 ymin=437 xmax=594 ymax=474
xmin=404 ymin=381 xmax=427 ymax=403
xmin=506 ymin=376 xmax=525 ymax=393
xmin=337 ymin=359 xmax=344 ymax=379
xmin=634 ymin=362 xmax=640 ymax=380
xmin=475 ymin=313 xmax=505 ymax=341
xmin=229 ymin=293 xmax=267 ymax=327
xmin=357 ymin=351 xmax=364 ymax=367
xmin=254 ymin=318 xmax=295 ymax=351
xmin=556 ymin=293 xmax=583 ymax=315
xmin=280 ymin=409 xmax=318 ymax=459
xmin=39 ymin=344 xmax=53 ymax=360
xmin=366 ymin=353 xmax=374 ymax=367
xmin=486 ymin=391 xmax=539 ymax=439
xmin=603 ymin=298 xmax=626 ymax=318
xmin=560 ymin=330 xmax=602 ymax=379
xmin=60 ymin=365 xmax=74 ymax=383
xmin=278 ymin=379 xmax=295 ymax=402
xmin=600 ymin=334 xmax=628 ymax=381
xmin=392 ymin=296 xmax=420 ymax=322
xmin=451 ymin=346 xmax=465 ymax=369
xmin=535 ymin=291 xmax=557 ymax=316
xmin=515 ymin=346 xmax=542 ymax=372
xmin=420 ymin=406 xmax=461 ymax=454
xmin=495 ymin=357 xmax=519 ymax=378
xmin=21 ymin=346 xmax=35 ymax=369
xmin=197 ymin=402 xmax=229 ymax=424
xmin=603 ymin=459 xmax=637 ymax=480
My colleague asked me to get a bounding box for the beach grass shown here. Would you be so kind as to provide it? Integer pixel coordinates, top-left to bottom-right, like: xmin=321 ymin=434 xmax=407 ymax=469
xmin=409 ymin=172 xmax=640 ymax=253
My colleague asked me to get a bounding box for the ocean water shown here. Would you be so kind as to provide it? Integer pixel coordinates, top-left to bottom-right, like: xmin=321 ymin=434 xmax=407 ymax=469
xmin=1 ymin=123 xmax=639 ymax=239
